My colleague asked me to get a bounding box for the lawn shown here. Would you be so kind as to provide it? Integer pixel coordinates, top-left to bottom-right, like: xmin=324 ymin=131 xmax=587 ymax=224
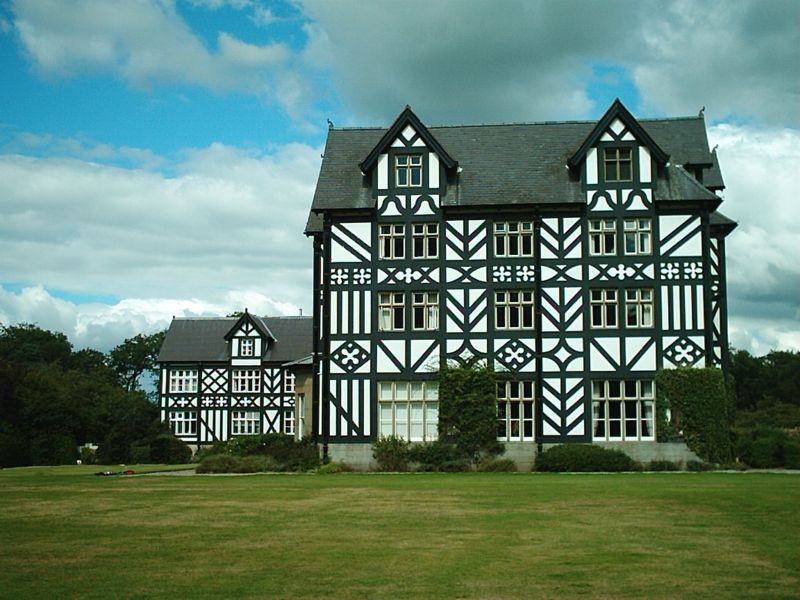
xmin=1 ymin=467 xmax=798 ymax=599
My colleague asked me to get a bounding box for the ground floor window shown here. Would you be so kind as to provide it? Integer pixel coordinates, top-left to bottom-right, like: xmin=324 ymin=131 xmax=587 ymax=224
xmin=169 ymin=411 xmax=197 ymax=436
xmin=378 ymin=381 xmax=438 ymax=441
xmin=232 ymin=411 xmax=261 ymax=436
xmin=297 ymin=394 xmax=305 ymax=439
xmin=283 ymin=409 xmax=295 ymax=436
xmin=497 ymin=381 xmax=535 ymax=441
xmin=592 ymin=379 xmax=654 ymax=441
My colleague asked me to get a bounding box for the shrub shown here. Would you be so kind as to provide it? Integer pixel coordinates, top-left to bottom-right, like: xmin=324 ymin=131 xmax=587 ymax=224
xmin=476 ymin=457 xmax=517 ymax=472
xmin=646 ymin=460 xmax=682 ymax=472
xmin=198 ymin=434 xmax=319 ymax=471
xmin=79 ymin=446 xmax=97 ymax=465
xmin=734 ymin=427 xmax=799 ymax=468
xmin=317 ymin=461 xmax=353 ymax=474
xmin=149 ymin=434 xmax=192 ymax=464
xmin=686 ymin=459 xmax=714 ymax=472
xmin=29 ymin=433 xmax=77 ymax=465
xmin=196 ymin=454 xmax=282 ymax=474
xmin=0 ymin=425 xmax=30 ymax=467
xmin=372 ymin=436 xmax=410 ymax=471
xmin=407 ymin=440 xmax=468 ymax=471
xmin=129 ymin=444 xmax=151 ymax=464
xmin=535 ymin=444 xmax=640 ymax=472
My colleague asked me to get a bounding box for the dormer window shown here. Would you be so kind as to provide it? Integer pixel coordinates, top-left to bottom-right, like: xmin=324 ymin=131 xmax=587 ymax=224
xmin=395 ymin=154 xmax=422 ymax=187
xmin=604 ymin=148 xmax=633 ymax=182
xmin=240 ymin=338 xmax=254 ymax=357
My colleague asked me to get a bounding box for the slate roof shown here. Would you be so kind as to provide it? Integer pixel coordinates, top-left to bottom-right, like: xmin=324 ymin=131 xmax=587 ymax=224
xmin=158 ymin=316 xmax=312 ymax=364
xmin=308 ymin=114 xmax=725 ymax=221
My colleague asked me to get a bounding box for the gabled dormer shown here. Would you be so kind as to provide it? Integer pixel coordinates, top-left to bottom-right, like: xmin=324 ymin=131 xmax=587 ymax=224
xmin=359 ymin=106 xmax=457 ymax=196
xmin=224 ymin=310 xmax=275 ymax=365
xmin=569 ymin=99 xmax=669 ymax=188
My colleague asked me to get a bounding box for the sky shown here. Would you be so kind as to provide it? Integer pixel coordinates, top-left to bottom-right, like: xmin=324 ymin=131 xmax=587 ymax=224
xmin=0 ymin=0 xmax=798 ymax=355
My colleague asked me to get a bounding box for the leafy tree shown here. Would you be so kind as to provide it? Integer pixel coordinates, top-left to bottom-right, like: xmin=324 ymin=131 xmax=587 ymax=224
xmin=438 ymin=360 xmax=502 ymax=460
xmin=0 ymin=323 xmax=72 ymax=366
xmin=108 ymin=331 xmax=166 ymax=392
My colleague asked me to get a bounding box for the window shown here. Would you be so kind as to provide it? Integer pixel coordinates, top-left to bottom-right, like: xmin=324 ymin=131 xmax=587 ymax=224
xmin=592 ymin=379 xmax=654 ymax=441
xmin=395 ymin=154 xmax=422 ymax=187
xmin=379 ymin=224 xmax=405 ymax=259
xmin=625 ymin=288 xmax=654 ymax=328
xmin=240 ymin=338 xmax=254 ymax=357
xmin=379 ymin=381 xmax=438 ymax=441
xmin=412 ymin=223 xmax=438 ymax=258
xmin=169 ymin=411 xmax=197 ymax=436
xmin=590 ymin=289 xmax=618 ymax=328
xmin=284 ymin=371 xmax=296 ymax=394
xmin=497 ymin=381 xmax=535 ymax=441
xmin=232 ymin=411 xmax=261 ymax=436
xmin=412 ymin=292 xmax=439 ymax=330
xmin=232 ymin=369 xmax=260 ymax=393
xmin=494 ymin=221 xmax=534 ymax=257
xmin=169 ymin=370 xmax=198 ymax=393
xmin=495 ymin=290 xmax=534 ymax=329
xmin=283 ymin=410 xmax=295 ymax=436
xmin=589 ymin=219 xmax=616 ymax=256
xmin=297 ymin=394 xmax=306 ymax=439
xmin=378 ymin=292 xmax=405 ymax=331
xmin=624 ymin=218 xmax=652 ymax=255
xmin=604 ymin=147 xmax=633 ymax=182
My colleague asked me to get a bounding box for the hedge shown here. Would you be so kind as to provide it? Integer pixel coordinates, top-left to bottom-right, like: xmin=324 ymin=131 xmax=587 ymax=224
xmin=535 ymin=444 xmax=640 ymax=472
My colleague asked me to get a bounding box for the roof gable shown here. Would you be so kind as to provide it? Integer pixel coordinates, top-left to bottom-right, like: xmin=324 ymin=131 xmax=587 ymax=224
xmin=568 ymin=99 xmax=669 ymax=169
xmin=223 ymin=310 xmax=274 ymax=342
xmin=358 ymin=106 xmax=457 ymax=173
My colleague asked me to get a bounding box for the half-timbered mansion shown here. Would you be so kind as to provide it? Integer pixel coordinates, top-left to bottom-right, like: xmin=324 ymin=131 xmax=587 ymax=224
xmin=157 ymin=312 xmax=313 ymax=447
xmin=306 ymin=99 xmax=735 ymax=464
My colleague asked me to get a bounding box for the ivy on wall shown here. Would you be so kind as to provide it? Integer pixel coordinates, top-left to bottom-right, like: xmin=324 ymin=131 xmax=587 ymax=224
xmin=655 ymin=367 xmax=733 ymax=463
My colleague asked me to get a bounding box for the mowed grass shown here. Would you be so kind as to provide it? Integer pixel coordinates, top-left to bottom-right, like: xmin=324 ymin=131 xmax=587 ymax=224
xmin=1 ymin=468 xmax=799 ymax=599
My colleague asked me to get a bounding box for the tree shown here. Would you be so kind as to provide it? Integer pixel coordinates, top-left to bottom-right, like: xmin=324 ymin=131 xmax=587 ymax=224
xmin=0 ymin=323 xmax=72 ymax=367
xmin=438 ymin=359 xmax=502 ymax=459
xmin=108 ymin=331 xmax=166 ymax=392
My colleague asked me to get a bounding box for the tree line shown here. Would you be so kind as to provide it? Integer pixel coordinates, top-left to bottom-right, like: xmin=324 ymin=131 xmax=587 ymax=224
xmin=0 ymin=323 xmax=189 ymax=467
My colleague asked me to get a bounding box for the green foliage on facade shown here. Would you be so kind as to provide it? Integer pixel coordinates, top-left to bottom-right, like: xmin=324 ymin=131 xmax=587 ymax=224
xmin=655 ymin=367 xmax=733 ymax=463
xmin=437 ymin=360 xmax=503 ymax=459
xmin=534 ymin=444 xmax=641 ymax=472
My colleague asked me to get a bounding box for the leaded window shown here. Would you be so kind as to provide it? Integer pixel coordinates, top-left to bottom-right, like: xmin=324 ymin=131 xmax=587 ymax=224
xmin=625 ymin=288 xmax=654 ymax=328
xmin=412 ymin=292 xmax=439 ymax=331
xmin=592 ymin=379 xmax=654 ymax=441
xmin=494 ymin=221 xmax=534 ymax=257
xmin=604 ymin=147 xmax=633 ymax=182
xmin=395 ymin=154 xmax=422 ymax=187
xmin=232 ymin=411 xmax=260 ymax=436
xmin=379 ymin=224 xmax=405 ymax=259
xmin=590 ymin=289 xmax=618 ymax=328
xmin=283 ymin=410 xmax=295 ymax=436
xmin=495 ymin=290 xmax=534 ymax=329
xmin=497 ymin=381 xmax=535 ymax=441
xmin=412 ymin=223 xmax=438 ymax=259
xmin=232 ymin=369 xmax=260 ymax=393
xmin=240 ymin=338 xmax=255 ymax=356
xmin=284 ymin=371 xmax=296 ymax=394
xmin=624 ymin=218 xmax=652 ymax=255
xmin=378 ymin=292 xmax=405 ymax=331
xmin=589 ymin=219 xmax=616 ymax=256
xmin=169 ymin=370 xmax=198 ymax=393
xmin=378 ymin=381 xmax=438 ymax=441
xmin=169 ymin=411 xmax=197 ymax=436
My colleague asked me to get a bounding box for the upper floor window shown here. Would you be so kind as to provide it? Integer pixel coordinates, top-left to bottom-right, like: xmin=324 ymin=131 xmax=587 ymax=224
xmin=240 ymin=338 xmax=254 ymax=357
xmin=604 ymin=147 xmax=633 ymax=182
xmin=590 ymin=289 xmax=618 ymax=328
xmin=625 ymin=288 xmax=654 ymax=328
xmin=395 ymin=154 xmax=422 ymax=187
xmin=624 ymin=218 xmax=652 ymax=255
xmin=592 ymin=379 xmax=654 ymax=441
xmin=412 ymin=292 xmax=439 ymax=330
xmin=379 ymin=224 xmax=405 ymax=259
xmin=412 ymin=223 xmax=438 ymax=259
xmin=495 ymin=290 xmax=534 ymax=330
xmin=169 ymin=370 xmax=198 ymax=393
xmin=284 ymin=371 xmax=296 ymax=394
xmin=497 ymin=381 xmax=535 ymax=442
xmin=494 ymin=221 xmax=534 ymax=257
xmin=232 ymin=369 xmax=261 ymax=393
xmin=378 ymin=291 xmax=405 ymax=331
xmin=589 ymin=219 xmax=616 ymax=256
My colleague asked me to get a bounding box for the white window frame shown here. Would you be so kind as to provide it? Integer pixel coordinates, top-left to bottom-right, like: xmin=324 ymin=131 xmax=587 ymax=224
xmin=412 ymin=223 xmax=438 ymax=259
xmin=589 ymin=219 xmax=617 ymax=256
xmin=297 ymin=394 xmax=305 ymax=439
xmin=283 ymin=409 xmax=295 ymax=436
xmin=625 ymin=288 xmax=654 ymax=328
xmin=169 ymin=411 xmax=197 ymax=436
xmin=494 ymin=221 xmax=534 ymax=257
xmin=240 ymin=338 xmax=255 ymax=357
xmin=496 ymin=381 xmax=535 ymax=441
xmin=592 ymin=379 xmax=655 ymax=441
xmin=604 ymin=147 xmax=633 ymax=182
xmin=412 ymin=291 xmax=439 ymax=331
xmin=378 ymin=381 xmax=438 ymax=442
xmin=378 ymin=291 xmax=405 ymax=331
xmin=169 ymin=370 xmax=198 ymax=393
xmin=284 ymin=371 xmax=296 ymax=394
xmin=231 ymin=411 xmax=261 ymax=436
xmin=379 ymin=224 xmax=405 ymax=260
xmin=232 ymin=369 xmax=261 ymax=393
xmin=590 ymin=289 xmax=618 ymax=328
xmin=495 ymin=290 xmax=535 ymax=330
xmin=395 ymin=154 xmax=422 ymax=187
xmin=624 ymin=218 xmax=652 ymax=255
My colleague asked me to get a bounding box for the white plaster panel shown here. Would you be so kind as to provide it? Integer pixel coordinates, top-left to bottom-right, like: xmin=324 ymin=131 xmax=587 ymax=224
xmin=610 ymin=118 xmax=624 ymax=135
xmin=639 ymin=146 xmax=651 ymax=183
xmin=429 ymin=153 xmax=440 ymax=188
xmin=401 ymin=124 xmax=417 ymax=140
xmin=625 ymin=337 xmax=656 ymax=371
xmin=391 ymin=137 xmax=404 ymax=147
xmin=378 ymin=154 xmax=388 ymax=189
xmin=412 ymin=137 xmax=426 ymax=147
xmin=330 ymin=292 xmax=338 ymax=335
xmin=586 ymin=147 xmax=598 ymax=185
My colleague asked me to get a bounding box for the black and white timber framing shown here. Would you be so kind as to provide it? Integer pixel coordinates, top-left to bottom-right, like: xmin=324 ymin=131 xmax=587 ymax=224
xmin=157 ymin=312 xmax=312 ymax=445
xmin=306 ymin=100 xmax=736 ymax=447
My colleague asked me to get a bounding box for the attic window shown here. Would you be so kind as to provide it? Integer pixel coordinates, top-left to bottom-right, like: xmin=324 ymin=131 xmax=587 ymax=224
xmin=395 ymin=154 xmax=422 ymax=187
xmin=240 ymin=338 xmax=254 ymax=357
xmin=604 ymin=148 xmax=633 ymax=182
